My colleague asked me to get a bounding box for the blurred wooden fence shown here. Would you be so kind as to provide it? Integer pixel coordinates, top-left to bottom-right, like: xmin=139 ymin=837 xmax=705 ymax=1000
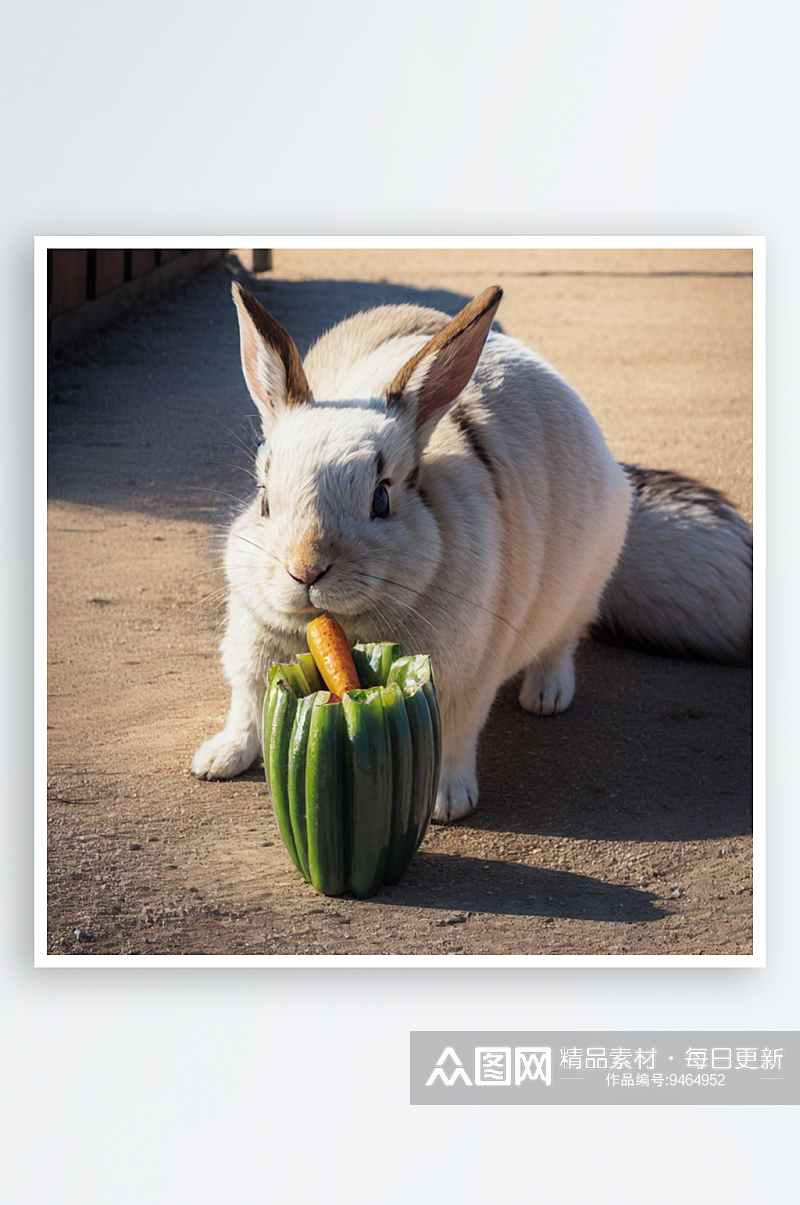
xmin=47 ymin=248 xmax=236 ymax=350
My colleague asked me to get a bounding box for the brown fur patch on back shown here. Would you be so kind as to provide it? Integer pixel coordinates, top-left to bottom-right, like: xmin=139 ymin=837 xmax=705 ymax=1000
xmin=449 ymin=402 xmax=502 ymax=500
xmin=621 ymin=464 xmax=750 ymax=529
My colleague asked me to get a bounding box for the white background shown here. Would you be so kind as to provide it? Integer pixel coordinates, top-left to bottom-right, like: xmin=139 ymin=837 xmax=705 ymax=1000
xmin=3 ymin=1 xmax=797 ymax=1199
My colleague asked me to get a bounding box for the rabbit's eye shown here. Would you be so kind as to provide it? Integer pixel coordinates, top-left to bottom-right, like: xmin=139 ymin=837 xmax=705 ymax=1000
xmin=371 ymin=482 xmax=390 ymax=519
xmin=260 ymin=486 xmax=269 ymax=518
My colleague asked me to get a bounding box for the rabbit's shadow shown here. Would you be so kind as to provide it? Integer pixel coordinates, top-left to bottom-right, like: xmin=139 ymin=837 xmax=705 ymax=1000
xmin=469 ymin=643 xmax=752 ymax=845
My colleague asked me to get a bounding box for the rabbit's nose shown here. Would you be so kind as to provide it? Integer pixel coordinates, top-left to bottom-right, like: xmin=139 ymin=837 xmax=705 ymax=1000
xmin=287 ymin=563 xmax=330 ymax=585
xmin=287 ymin=527 xmax=330 ymax=585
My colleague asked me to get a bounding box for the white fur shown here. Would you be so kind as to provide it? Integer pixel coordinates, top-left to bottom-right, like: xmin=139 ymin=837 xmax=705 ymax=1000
xmin=192 ymin=290 xmax=749 ymax=823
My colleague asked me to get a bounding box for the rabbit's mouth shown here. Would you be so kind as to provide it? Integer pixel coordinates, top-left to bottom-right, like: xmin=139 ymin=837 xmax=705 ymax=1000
xmin=283 ymin=591 xmax=326 ymax=617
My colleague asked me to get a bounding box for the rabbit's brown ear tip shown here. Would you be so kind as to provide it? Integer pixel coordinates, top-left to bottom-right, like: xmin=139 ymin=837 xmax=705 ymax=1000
xmin=232 ymin=280 xmax=257 ymax=310
xmin=477 ymin=284 xmax=503 ymax=309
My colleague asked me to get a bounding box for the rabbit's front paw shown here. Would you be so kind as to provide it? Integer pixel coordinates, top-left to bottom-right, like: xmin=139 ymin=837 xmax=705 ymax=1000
xmin=432 ymin=768 xmax=479 ymax=824
xmin=191 ymin=729 xmax=260 ymax=780
xmin=518 ymin=645 xmax=576 ymax=717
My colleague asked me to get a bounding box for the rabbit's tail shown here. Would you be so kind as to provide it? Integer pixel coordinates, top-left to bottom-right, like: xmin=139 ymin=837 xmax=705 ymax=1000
xmin=590 ymin=464 xmax=753 ymax=666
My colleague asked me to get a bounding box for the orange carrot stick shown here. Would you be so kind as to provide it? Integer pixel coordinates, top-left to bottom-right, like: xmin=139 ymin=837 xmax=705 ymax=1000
xmin=307 ymin=613 xmax=361 ymax=698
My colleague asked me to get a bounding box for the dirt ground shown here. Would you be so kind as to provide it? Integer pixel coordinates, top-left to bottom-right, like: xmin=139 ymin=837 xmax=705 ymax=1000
xmin=45 ymin=247 xmax=754 ymax=958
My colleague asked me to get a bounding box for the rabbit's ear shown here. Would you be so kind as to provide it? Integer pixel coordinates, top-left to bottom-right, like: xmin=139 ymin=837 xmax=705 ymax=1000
xmin=232 ymin=283 xmax=312 ymax=430
xmin=386 ymin=286 xmax=502 ymax=430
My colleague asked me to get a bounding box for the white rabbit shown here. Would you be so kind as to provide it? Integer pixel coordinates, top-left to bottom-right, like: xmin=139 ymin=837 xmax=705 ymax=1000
xmin=192 ymin=283 xmax=752 ymax=822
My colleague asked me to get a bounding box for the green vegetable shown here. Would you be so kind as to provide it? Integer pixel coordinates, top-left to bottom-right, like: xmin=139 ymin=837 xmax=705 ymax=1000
xmin=263 ymin=644 xmax=440 ymax=898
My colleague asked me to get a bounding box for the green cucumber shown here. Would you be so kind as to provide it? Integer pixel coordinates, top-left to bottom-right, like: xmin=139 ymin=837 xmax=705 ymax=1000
xmin=280 ymin=661 xmax=313 ymax=697
xmin=263 ymin=643 xmax=440 ymax=896
xmin=386 ymin=654 xmax=439 ymax=858
xmin=380 ymin=684 xmax=414 ymax=885
xmin=262 ymin=679 xmax=279 ymax=795
xmin=305 ymin=695 xmax=346 ymax=896
xmin=351 ymin=643 xmax=382 ymax=687
xmin=379 ymin=642 xmax=403 ymax=685
xmin=399 ymin=683 xmax=436 ymax=866
xmin=267 ymin=681 xmax=303 ymax=876
xmin=288 ymin=693 xmax=316 ymax=880
xmin=342 ymin=689 xmax=392 ymax=898
xmin=350 ymin=641 xmax=403 ymax=687
xmin=421 ymin=680 xmax=441 ymax=835
xmin=297 ymin=652 xmax=324 ymax=694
